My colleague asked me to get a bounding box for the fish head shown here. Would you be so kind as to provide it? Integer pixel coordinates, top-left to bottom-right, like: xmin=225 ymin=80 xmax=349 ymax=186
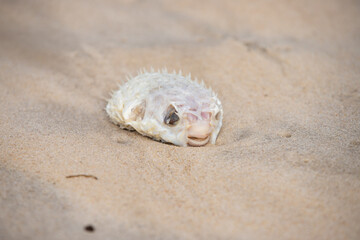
xmin=144 ymin=90 xmax=223 ymax=146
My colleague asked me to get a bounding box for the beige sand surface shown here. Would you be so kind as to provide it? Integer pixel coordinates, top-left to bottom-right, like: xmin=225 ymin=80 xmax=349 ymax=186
xmin=1 ymin=0 xmax=360 ymax=239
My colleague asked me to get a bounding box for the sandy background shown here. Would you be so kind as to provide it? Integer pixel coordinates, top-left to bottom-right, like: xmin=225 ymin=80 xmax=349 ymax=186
xmin=1 ymin=0 xmax=360 ymax=239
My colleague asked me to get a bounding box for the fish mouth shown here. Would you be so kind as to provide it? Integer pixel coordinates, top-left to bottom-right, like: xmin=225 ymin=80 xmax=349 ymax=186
xmin=187 ymin=136 xmax=210 ymax=146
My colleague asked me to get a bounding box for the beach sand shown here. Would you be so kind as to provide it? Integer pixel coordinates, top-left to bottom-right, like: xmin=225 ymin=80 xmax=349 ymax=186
xmin=0 ymin=0 xmax=359 ymax=239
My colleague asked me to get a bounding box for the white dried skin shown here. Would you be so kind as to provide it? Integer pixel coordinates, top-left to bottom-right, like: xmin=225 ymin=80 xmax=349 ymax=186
xmin=106 ymin=69 xmax=223 ymax=147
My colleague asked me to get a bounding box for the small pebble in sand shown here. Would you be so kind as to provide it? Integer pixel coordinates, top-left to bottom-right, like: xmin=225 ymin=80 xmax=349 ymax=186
xmin=106 ymin=69 xmax=223 ymax=146
xmin=278 ymin=131 xmax=292 ymax=138
xmin=84 ymin=225 xmax=95 ymax=232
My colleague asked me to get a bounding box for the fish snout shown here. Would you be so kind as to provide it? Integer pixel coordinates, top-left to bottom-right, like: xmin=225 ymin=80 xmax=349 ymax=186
xmin=187 ymin=120 xmax=211 ymax=146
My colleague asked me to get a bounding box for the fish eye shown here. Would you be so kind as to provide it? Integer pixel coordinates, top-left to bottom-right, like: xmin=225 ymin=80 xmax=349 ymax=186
xmin=166 ymin=112 xmax=179 ymax=125
xmin=164 ymin=105 xmax=180 ymax=126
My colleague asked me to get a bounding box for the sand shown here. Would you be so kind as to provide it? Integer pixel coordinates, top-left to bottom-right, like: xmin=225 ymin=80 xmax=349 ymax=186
xmin=0 ymin=0 xmax=359 ymax=239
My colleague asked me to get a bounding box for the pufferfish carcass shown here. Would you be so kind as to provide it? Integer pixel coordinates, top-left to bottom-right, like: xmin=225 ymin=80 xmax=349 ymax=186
xmin=106 ymin=69 xmax=223 ymax=147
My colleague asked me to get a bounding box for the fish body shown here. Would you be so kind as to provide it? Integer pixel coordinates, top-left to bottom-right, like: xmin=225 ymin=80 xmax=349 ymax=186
xmin=106 ymin=69 xmax=223 ymax=147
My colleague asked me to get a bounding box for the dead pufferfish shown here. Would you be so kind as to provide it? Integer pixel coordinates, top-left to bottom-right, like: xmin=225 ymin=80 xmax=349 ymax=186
xmin=106 ymin=69 xmax=223 ymax=147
